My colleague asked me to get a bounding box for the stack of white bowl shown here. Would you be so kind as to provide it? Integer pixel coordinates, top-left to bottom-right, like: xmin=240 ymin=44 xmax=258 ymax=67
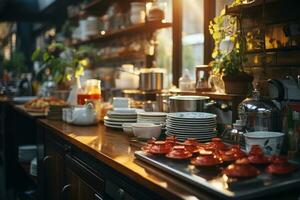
xmin=18 ymin=145 xmax=37 ymax=163
xmin=166 ymin=112 xmax=217 ymax=142
xmin=137 ymin=112 xmax=167 ymax=126
xmin=30 ymin=157 xmax=37 ymax=177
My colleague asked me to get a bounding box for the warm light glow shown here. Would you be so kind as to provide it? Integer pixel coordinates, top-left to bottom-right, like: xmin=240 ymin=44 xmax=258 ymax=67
xmin=100 ymin=31 xmax=106 ymax=35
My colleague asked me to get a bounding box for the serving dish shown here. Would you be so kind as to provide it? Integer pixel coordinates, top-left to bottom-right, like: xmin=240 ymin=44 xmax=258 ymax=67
xmin=244 ymin=131 xmax=284 ymax=155
xmin=136 ymin=137 xmax=300 ymax=199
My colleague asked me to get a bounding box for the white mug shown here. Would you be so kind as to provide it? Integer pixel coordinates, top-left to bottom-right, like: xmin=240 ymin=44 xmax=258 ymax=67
xmin=113 ymin=97 xmax=130 ymax=108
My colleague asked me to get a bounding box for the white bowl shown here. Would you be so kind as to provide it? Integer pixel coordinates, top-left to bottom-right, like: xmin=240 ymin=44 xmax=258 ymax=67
xmin=122 ymin=123 xmax=134 ymax=134
xmin=132 ymin=123 xmax=162 ymax=139
xmin=244 ymin=131 xmax=284 ymax=155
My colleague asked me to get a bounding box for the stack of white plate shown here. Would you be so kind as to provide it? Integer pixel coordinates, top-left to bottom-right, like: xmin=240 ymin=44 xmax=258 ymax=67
xmin=104 ymin=110 xmax=140 ymax=129
xmin=137 ymin=112 xmax=167 ymax=125
xmin=18 ymin=145 xmax=37 ymax=162
xmin=166 ymin=112 xmax=217 ymax=142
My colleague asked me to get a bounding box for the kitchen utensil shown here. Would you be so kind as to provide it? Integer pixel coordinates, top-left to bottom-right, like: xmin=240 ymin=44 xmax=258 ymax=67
xmin=223 ymin=158 xmax=260 ymax=178
xmin=77 ymin=79 xmax=101 ymax=105
xmin=156 ymin=93 xmax=171 ymax=112
xmin=122 ymin=123 xmax=134 ymax=134
xmin=266 ymin=156 xmax=295 ymax=174
xmin=244 ymin=131 xmax=284 ymax=155
xmin=166 ymin=146 xmax=192 ymax=160
xmin=238 ymin=88 xmax=281 ymax=132
xmin=139 ymin=68 xmax=165 ymax=91
xmin=113 ymin=97 xmax=130 ymax=108
xmin=132 ymin=123 xmax=162 ymax=139
xmin=168 ymin=96 xmax=213 ymax=112
xmin=191 ymin=150 xmax=223 ymax=167
xmin=130 ymin=2 xmax=146 ymax=24
xmin=148 ymin=141 xmax=171 ymax=154
xmin=166 ymin=112 xmax=217 ymax=141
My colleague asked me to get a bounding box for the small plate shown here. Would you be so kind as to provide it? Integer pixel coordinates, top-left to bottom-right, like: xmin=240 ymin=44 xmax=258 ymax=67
xmin=104 ymin=116 xmax=137 ymax=122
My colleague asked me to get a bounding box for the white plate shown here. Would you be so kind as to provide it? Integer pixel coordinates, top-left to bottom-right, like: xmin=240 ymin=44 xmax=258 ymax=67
xmin=167 ymin=112 xmax=217 ymax=119
xmin=166 ymin=127 xmax=216 ymax=133
xmin=166 ymin=117 xmax=216 ymax=123
xmin=104 ymin=123 xmax=123 ymax=129
xmin=138 ymin=112 xmax=167 ymax=117
xmin=104 ymin=116 xmax=137 ymax=122
xmin=166 ymin=121 xmax=217 ymax=127
xmin=108 ymin=110 xmax=139 ymax=116
xmin=104 ymin=120 xmax=124 ymax=126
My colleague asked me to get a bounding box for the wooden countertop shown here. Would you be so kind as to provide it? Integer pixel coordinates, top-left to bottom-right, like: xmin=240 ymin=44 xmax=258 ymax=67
xmin=38 ymin=119 xmax=216 ymax=200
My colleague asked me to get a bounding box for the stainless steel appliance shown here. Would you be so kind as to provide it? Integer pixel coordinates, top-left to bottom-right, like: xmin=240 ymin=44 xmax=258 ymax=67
xmin=139 ymin=68 xmax=164 ymax=91
xmin=238 ymin=89 xmax=281 ymax=132
xmin=268 ymin=76 xmax=300 ymax=101
xmin=168 ymin=95 xmax=211 ymax=112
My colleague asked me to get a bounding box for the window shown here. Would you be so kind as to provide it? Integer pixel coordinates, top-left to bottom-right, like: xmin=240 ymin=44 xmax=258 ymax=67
xmin=182 ymin=0 xmax=204 ymax=78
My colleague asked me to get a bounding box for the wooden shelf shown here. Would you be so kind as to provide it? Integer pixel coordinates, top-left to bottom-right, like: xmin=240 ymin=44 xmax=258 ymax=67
xmin=99 ymin=52 xmax=145 ymax=63
xmin=246 ymin=46 xmax=300 ymax=54
xmin=72 ymin=21 xmax=172 ymax=46
xmin=169 ymin=90 xmax=246 ymax=101
xmin=225 ymin=0 xmax=280 ymax=16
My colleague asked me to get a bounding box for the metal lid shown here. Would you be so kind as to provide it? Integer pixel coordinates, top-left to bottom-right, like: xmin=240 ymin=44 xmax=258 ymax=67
xmin=238 ymin=89 xmax=279 ymax=117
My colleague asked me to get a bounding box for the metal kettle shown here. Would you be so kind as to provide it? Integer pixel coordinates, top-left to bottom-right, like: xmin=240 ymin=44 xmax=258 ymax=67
xmin=238 ymin=89 xmax=281 ymax=132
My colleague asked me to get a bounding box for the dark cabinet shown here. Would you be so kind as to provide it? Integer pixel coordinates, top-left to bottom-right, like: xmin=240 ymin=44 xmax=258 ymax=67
xmin=43 ymin=136 xmax=64 ymax=200
xmin=37 ymin=122 xmax=162 ymax=200
xmin=64 ymin=154 xmax=105 ymax=200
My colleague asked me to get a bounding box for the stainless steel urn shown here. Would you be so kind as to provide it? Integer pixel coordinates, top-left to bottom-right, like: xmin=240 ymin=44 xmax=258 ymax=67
xmin=238 ymin=89 xmax=281 ymax=132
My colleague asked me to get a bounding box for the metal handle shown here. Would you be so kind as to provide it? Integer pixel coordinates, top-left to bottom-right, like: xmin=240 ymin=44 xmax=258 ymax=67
xmin=118 ymin=188 xmax=125 ymax=200
xmin=61 ymin=184 xmax=71 ymax=200
xmin=64 ymin=145 xmax=71 ymax=153
xmin=94 ymin=193 xmax=103 ymax=200
xmin=43 ymin=155 xmax=52 ymax=163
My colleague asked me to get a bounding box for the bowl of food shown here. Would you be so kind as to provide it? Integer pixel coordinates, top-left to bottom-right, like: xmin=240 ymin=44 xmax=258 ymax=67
xmin=244 ymin=131 xmax=284 ymax=155
xmin=132 ymin=123 xmax=162 ymax=139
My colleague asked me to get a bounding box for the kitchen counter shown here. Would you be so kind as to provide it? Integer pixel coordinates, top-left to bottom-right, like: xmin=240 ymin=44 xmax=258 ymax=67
xmin=36 ymin=118 xmax=300 ymax=200
xmin=37 ymin=119 xmax=216 ymax=200
xmin=1 ymin=102 xmax=297 ymax=200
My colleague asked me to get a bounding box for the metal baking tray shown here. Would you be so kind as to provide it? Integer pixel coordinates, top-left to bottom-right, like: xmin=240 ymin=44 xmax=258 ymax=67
xmin=135 ymin=151 xmax=300 ymax=200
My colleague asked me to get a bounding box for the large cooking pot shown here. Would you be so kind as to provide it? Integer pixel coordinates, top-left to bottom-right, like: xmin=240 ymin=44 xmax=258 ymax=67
xmin=169 ymin=95 xmax=213 ymax=112
xmin=139 ymin=68 xmax=165 ymax=91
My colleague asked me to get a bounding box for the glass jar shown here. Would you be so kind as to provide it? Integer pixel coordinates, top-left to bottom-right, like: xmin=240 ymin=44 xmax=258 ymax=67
xmin=77 ymin=79 xmax=101 ymax=105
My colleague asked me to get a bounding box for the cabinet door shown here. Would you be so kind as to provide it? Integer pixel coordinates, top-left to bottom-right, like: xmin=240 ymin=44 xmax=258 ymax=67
xmin=44 ymin=137 xmax=64 ymax=200
xmin=64 ymin=155 xmax=105 ymax=200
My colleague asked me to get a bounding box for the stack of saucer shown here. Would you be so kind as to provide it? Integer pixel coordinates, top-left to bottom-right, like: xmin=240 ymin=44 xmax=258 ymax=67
xmin=137 ymin=112 xmax=167 ymax=126
xmin=104 ymin=110 xmax=141 ymax=129
xmin=166 ymin=112 xmax=217 ymax=142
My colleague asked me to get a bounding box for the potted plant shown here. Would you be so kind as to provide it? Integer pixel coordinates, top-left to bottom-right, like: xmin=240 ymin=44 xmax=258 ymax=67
xmin=3 ymin=51 xmax=28 ymax=77
xmin=31 ymin=42 xmax=95 ymax=89
xmin=209 ymin=0 xmax=253 ymax=95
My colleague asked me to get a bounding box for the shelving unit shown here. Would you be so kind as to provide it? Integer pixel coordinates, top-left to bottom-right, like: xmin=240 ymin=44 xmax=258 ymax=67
xmin=72 ymin=21 xmax=172 ymax=46
xmin=224 ymin=0 xmax=300 ymax=80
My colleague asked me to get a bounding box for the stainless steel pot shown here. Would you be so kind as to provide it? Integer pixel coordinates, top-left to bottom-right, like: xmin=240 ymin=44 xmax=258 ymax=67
xmin=156 ymin=93 xmax=171 ymax=112
xmin=139 ymin=68 xmax=164 ymax=91
xmin=169 ymin=95 xmax=212 ymax=112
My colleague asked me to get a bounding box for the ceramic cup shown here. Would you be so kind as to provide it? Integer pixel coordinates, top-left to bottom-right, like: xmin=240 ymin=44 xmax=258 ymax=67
xmin=113 ymin=97 xmax=130 ymax=108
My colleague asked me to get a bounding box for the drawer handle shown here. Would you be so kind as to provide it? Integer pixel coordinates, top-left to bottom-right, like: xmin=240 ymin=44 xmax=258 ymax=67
xmin=94 ymin=193 xmax=103 ymax=200
xmin=64 ymin=145 xmax=71 ymax=153
xmin=119 ymin=188 xmax=125 ymax=200
xmin=61 ymin=184 xmax=71 ymax=193
xmin=43 ymin=155 xmax=52 ymax=163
